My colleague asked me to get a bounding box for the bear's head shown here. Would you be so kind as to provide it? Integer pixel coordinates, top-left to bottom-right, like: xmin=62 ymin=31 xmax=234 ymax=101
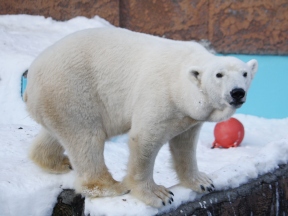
xmin=188 ymin=56 xmax=258 ymax=122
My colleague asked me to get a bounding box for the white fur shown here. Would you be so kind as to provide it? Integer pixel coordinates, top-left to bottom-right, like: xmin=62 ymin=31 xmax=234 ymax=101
xmin=24 ymin=27 xmax=257 ymax=208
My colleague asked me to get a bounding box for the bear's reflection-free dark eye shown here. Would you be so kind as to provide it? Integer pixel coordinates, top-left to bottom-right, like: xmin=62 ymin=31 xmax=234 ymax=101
xmin=216 ymin=73 xmax=223 ymax=78
xmin=243 ymin=72 xmax=247 ymax=77
xmin=192 ymin=70 xmax=199 ymax=78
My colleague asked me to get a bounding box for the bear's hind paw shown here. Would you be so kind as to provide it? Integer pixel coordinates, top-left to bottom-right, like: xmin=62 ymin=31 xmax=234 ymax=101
xmin=81 ymin=181 xmax=129 ymax=198
xmin=34 ymin=155 xmax=72 ymax=174
xmin=50 ymin=156 xmax=72 ymax=174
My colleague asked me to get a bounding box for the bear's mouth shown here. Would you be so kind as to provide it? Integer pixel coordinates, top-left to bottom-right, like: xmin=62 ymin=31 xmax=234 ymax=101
xmin=229 ymin=100 xmax=245 ymax=108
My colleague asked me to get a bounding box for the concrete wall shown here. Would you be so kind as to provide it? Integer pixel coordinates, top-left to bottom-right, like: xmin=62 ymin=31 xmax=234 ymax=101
xmin=1 ymin=0 xmax=287 ymax=54
xmin=0 ymin=0 xmax=120 ymax=25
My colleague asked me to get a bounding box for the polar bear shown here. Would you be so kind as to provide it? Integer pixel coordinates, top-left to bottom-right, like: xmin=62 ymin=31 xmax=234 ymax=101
xmin=24 ymin=27 xmax=258 ymax=208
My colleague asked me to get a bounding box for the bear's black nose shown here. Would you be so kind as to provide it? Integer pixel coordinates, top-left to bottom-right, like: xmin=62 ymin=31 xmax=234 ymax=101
xmin=230 ymin=88 xmax=245 ymax=100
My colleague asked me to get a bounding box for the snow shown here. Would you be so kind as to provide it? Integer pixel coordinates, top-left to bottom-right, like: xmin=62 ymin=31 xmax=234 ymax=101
xmin=0 ymin=14 xmax=288 ymax=216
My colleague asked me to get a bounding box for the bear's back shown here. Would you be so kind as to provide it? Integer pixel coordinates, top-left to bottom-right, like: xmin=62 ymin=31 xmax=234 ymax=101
xmin=25 ymin=27 xmax=212 ymax=135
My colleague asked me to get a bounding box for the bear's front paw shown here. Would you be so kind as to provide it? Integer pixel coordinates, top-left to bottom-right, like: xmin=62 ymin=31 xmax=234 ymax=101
xmin=128 ymin=181 xmax=174 ymax=208
xmin=183 ymin=171 xmax=215 ymax=193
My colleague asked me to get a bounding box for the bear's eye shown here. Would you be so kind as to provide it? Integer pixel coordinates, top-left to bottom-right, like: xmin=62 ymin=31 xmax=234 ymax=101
xmin=243 ymin=72 xmax=247 ymax=77
xmin=216 ymin=73 xmax=223 ymax=78
xmin=192 ymin=70 xmax=199 ymax=78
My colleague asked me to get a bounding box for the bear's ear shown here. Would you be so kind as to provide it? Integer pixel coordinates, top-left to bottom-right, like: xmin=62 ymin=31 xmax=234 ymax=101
xmin=247 ymin=59 xmax=258 ymax=78
xmin=188 ymin=67 xmax=203 ymax=85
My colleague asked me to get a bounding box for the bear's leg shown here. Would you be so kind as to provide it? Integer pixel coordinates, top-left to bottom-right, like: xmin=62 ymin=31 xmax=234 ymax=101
xmin=56 ymin=128 xmax=129 ymax=197
xmin=123 ymin=131 xmax=174 ymax=208
xmin=169 ymin=124 xmax=215 ymax=193
xmin=29 ymin=128 xmax=72 ymax=174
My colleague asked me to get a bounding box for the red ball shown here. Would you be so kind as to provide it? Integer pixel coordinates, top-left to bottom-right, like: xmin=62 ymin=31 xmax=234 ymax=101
xmin=212 ymin=117 xmax=244 ymax=149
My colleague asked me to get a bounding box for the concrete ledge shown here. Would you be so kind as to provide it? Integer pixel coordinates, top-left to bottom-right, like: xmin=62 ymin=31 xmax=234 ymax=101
xmin=160 ymin=164 xmax=288 ymax=216
xmin=52 ymin=164 xmax=288 ymax=216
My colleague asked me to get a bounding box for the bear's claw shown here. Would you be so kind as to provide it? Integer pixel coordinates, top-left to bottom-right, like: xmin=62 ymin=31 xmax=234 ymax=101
xmin=162 ymin=195 xmax=174 ymax=206
xmin=200 ymin=184 xmax=215 ymax=193
xmin=200 ymin=185 xmax=205 ymax=191
xmin=207 ymin=186 xmax=214 ymax=192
